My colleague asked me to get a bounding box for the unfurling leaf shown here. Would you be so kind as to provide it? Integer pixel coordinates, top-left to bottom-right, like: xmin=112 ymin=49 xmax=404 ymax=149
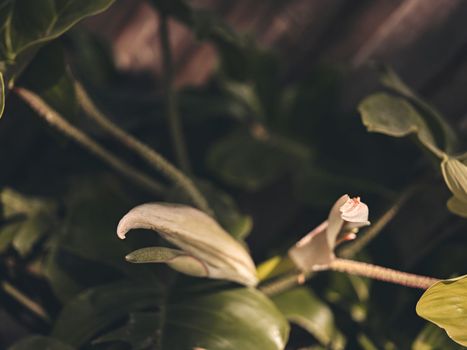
xmin=416 ymin=274 xmax=467 ymax=346
xmin=288 ymin=195 xmax=369 ymax=272
xmin=117 ymin=203 xmax=258 ymax=286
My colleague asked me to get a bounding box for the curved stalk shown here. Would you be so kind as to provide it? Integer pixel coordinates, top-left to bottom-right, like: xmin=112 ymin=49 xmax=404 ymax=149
xmin=15 ymin=87 xmax=165 ymax=196
xmin=75 ymin=82 xmax=212 ymax=215
xmin=326 ymin=258 xmax=439 ymax=289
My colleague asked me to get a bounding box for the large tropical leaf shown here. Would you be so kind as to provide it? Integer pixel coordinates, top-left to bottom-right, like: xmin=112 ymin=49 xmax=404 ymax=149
xmin=52 ymin=281 xmax=289 ymax=350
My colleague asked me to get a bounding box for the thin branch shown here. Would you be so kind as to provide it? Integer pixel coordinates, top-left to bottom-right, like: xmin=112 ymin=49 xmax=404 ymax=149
xmin=260 ymin=271 xmax=313 ymax=296
xmin=1 ymin=281 xmax=50 ymax=322
xmin=15 ymin=87 xmax=165 ymax=196
xmin=159 ymin=13 xmax=191 ymax=173
xmin=74 ymin=82 xmax=212 ymax=215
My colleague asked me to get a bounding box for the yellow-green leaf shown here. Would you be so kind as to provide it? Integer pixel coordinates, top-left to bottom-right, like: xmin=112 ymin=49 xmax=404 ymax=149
xmin=416 ymin=275 xmax=467 ymax=347
xmin=446 ymin=196 xmax=467 ymax=218
xmin=0 ymin=71 xmax=4 ymax=118
xmin=441 ymin=158 xmax=467 ymax=203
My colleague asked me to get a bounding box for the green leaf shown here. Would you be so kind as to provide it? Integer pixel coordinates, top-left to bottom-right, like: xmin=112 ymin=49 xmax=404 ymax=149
xmin=358 ymin=93 xmax=443 ymax=158
xmin=125 ymin=246 xmax=210 ymax=278
xmin=52 ymin=281 xmax=163 ymax=347
xmin=94 ymin=312 xmax=161 ymax=350
xmin=416 ymin=274 xmax=467 ymax=346
xmin=8 ymin=335 xmax=74 ymax=350
xmin=43 ymin=176 xmax=158 ymax=301
xmin=412 ymin=323 xmax=464 ymax=350
xmin=0 ymin=71 xmax=4 ymax=118
xmin=325 ymin=272 xmax=370 ymax=323
xmin=272 ymin=287 xmax=345 ymax=350
xmin=0 ymin=0 xmax=115 ymax=62
xmin=53 ymin=282 xmax=289 ymax=350
xmin=0 ymin=188 xmax=57 ymax=256
xmin=207 ymin=130 xmax=307 ymax=191
xmin=377 ymin=64 xmax=458 ymax=152
xmin=221 ymin=80 xmax=264 ymax=120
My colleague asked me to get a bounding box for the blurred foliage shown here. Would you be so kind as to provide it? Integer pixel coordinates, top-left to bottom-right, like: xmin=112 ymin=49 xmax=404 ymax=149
xmin=1 ymin=0 xmax=467 ymax=349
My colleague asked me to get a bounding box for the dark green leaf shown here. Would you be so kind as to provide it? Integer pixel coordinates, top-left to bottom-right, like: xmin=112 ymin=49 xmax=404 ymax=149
xmin=0 ymin=0 xmax=115 ymax=61
xmin=358 ymin=93 xmax=442 ymax=158
xmin=44 ymin=176 xmax=158 ymax=301
xmin=325 ymin=272 xmax=370 ymax=323
xmin=272 ymin=287 xmax=345 ymax=350
xmin=53 ymin=282 xmax=289 ymax=350
xmin=207 ymin=130 xmax=309 ymax=191
xmin=52 ymin=281 xmax=163 ymax=347
xmin=0 ymin=188 xmax=57 ymax=256
xmin=19 ymin=41 xmax=77 ymax=118
xmin=8 ymin=335 xmax=74 ymax=350
xmin=376 ymin=64 xmax=458 ymax=152
xmin=94 ymin=312 xmax=161 ymax=350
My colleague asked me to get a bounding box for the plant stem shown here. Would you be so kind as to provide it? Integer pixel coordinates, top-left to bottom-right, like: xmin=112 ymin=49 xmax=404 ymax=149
xmin=260 ymin=186 xmax=426 ymax=296
xmin=325 ymin=258 xmax=439 ymax=289
xmin=75 ymin=82 xmax=212 ymax=215
xmin=159 ymin=13 xmax=191 ymax=173
xmin=1 ymin=281 xmax=50 ymax=322
xmin=260 ymin=272 xmax=313 ymax=296
xmin=15 ymin=87 xmax=165 ymax=196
